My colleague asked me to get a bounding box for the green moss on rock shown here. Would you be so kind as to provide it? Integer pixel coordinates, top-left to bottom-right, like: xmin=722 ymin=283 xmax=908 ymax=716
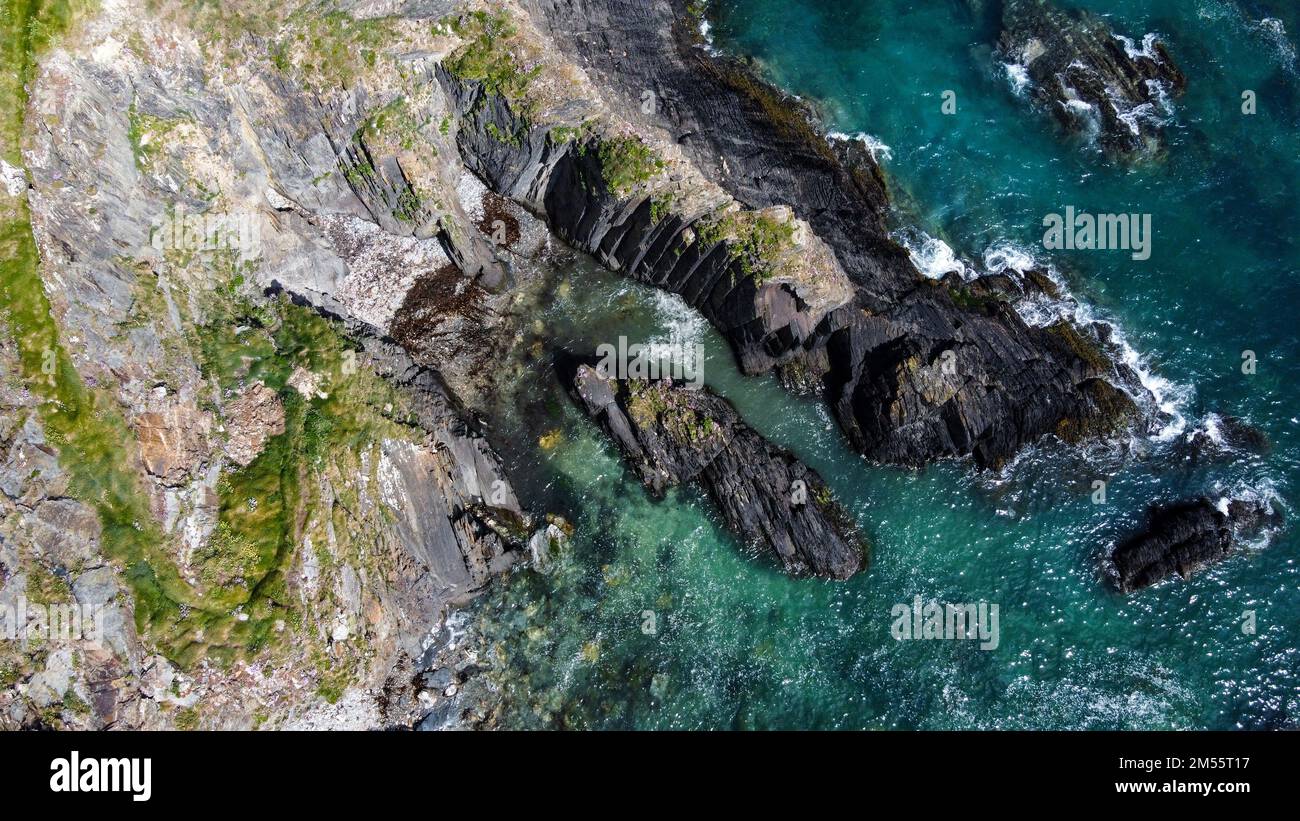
xmin=1046 ymin=320 xmax=1112 ymax=373
xmin=694 ymin=209 xmax=796 ymax=283
xmin=595 ymin=135 xmax=666 ymax=198
xmin=443 ymin=9 xmax=540 ymax=120
xmin=1055 ymin=378 xmax=1137 ymax=442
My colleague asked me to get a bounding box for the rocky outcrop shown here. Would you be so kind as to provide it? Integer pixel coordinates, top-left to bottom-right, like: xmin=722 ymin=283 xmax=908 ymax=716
xmin=1 ymin=1 xmax=546 ymax=729
xmin=998 ymin=0 xmax=1186 ymax=159
xmin=221 ymin=382 xmax=286 ymax=467
xmin=134 ymin=387 xmax=215 ymax=483
xmin=1111 ymin=498 xmax=1279 ymax=592
xmin=564 ymin=360 xmax=867 ymax=579
xmin=443 ymin=0 xmax=1149 ymax=470
xmin=0 ymin=0 xmax=1207 ymax=730
xmin=1177 ymin=414 xmax=1270 ymax=463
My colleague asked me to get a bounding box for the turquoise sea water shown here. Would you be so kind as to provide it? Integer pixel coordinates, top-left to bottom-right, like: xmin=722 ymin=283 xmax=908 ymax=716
xmin=472 ymin=0 xmax=1299 ymax=729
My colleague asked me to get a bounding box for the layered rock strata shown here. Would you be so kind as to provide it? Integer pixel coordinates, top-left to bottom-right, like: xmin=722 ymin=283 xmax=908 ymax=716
xmin=565 ymin=360 xmax=867 ymax=579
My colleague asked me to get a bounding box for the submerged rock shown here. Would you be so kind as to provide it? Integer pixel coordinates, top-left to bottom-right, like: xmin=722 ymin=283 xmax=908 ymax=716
xmin=563 ymin=359 xmax=868 ymax=580
xmin=998 ymin=0 xmax=1186 ymax=159
xmin=1111 ymin=497 xmax=1279 ymax=592
xmin=1179 ymin=414 xmax=1270 ymax=462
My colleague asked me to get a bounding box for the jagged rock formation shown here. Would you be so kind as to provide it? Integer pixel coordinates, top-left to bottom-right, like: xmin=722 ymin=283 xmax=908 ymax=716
xmin=445 ymin=0 xmax=1149 ymax=470
xmin=1111 ymin=498 xmax=1278 ymax=592
xmin=564 ymin=360 xmax=867 ymax=579
xmin=998 ymin=0 xmax=1187 ymax=159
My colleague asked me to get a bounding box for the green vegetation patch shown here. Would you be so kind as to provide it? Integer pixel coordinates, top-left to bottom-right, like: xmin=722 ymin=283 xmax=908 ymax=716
xmin=546 ymin=122 xmax=591 ymax=147
xmin=183 ymin=281 xmax=414 ymax=667
xmin=729 ymin=212 xmax=795 ymax=281
xmin=443 ymin=9 xmax=541 ymax=120
xmin=1 ymin=0 xmax=95 ymax=163
xmin=649 ymin=192 xmax=674 ymax=224
xmin=126 ymin=100 xmax=183 ymax=171
xmin=178 ymin=3 xmax=397 ymax=90
xmin=281 ymin=8 xmax=394 ymax=90
xmin=624 ymin=379 xmax=720 ymax=446
xmin=595 ymin=135 xmax=666 ymax=198
xmin=362 ymin=95 xmax=427 ymax=152
xmin=694 ymin=209 xmax=796 ymax=283
xmin=1 ymin=0 xmax=198 ymax=666
xmin=25 ymin=558 xmax=71 ymax=605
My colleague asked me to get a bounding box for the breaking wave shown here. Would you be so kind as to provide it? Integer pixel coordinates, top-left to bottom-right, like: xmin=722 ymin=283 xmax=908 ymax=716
xmin=1002 ymin=60 xmax=1031 ymax=96
xmin=895 ymin=229 xmax=969 ymax=280
xmin=1113 ymin=32 xmax=1162 ymax=62
xmin=980 ymin=242 xmax=1193 ymax=443
xmin=645 ymin=288 xmax=709 ymax=369
xmin=827 ymin=130 xmax=893 ymax=162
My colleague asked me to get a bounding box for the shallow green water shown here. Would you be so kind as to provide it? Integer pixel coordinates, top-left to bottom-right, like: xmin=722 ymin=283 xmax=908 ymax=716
xmin=471 ymin=0 xmax=1299 ymax=729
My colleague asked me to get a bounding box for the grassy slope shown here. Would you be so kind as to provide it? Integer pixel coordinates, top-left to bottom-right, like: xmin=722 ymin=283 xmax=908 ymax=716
xmin=0 ymin=0 xmax=219 ymax=662
xmin=0 ymin=1 xmax=413 ymax=678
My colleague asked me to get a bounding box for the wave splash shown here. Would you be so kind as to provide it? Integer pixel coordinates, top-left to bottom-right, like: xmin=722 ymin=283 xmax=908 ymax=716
xmin=826 ymin=130 xmax=893 ymax=162
xmin=981 ymin=242 xmax=1193 ymax=443
xmin=894 ymin=229 xmax=968 ymax=280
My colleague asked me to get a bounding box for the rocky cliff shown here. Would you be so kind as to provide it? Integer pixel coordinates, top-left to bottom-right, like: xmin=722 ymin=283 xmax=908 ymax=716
xmin=0 ymin=0 xmax=553 ymax=729
xmin=448 ymin=0 xmax=1151 ymax=469
xmin=0 ymin=0 xmax=1201 ymax=731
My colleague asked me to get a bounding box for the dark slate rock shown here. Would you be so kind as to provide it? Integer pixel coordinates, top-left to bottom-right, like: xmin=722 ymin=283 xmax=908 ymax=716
xmin=998 ymin=0 xmax=1187 ymax=160
xmin=442 ymin=0 xmax=1148 ymax=471
xmin=1111 ymin=497 xmax=1278 ymax=592
xmin=563 ymin=358 xmax=868 ymax=579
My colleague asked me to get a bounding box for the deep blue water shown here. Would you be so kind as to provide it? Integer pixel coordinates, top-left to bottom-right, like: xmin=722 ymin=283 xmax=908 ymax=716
xmin=471 ymin=0 xmax=1299 ymax=729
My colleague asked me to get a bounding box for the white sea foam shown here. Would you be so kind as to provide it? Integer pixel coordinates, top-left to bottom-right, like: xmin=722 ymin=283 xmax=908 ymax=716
xmin=1114 ymin=32 xmax=1162 ymax=62
xmin=1213 ymin=479 xmax=1286 ymax=550
xmin=1195 ymin=412 xmax=1226 ymax=446
xmin=1062 ymin=98 xmax=1096 ymax=116
xmin=827 ymin=130 xmax=892 ymax=162
xmin=1145 ymin=79 xmax=1174 ymax=113
xmin=1076 ymin=305 xmax=1188 ymax=441
xmin=1058 ymin=86 xmax=1101 ymax=140
xmin=697 ymin=15 xmax=722 ymax=56
xmin=982 ymin=242 xmax=1037 ymax=275
xmin=1197 ymin=3 xmax=1296 ymax=74
xmin=897 ymin=230 xmax=968 ymax=280
xmin=982 ymin=242 xmax=1193 ymax=442
xmin=1003 ymin=61 xmax=1031 ymax=96
xmin=1099 ymin=80 xmax=1174 ymax=141
xmin=1105 ymin=316 xmax=1191 ymax=442
xmin=1117 ymin=100 xmax=1157 ymax=135
xmin=1254 ymin=17 xmax=1297 ymax=73
xmin=645 ymin=288 xmax=708 ymax=369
